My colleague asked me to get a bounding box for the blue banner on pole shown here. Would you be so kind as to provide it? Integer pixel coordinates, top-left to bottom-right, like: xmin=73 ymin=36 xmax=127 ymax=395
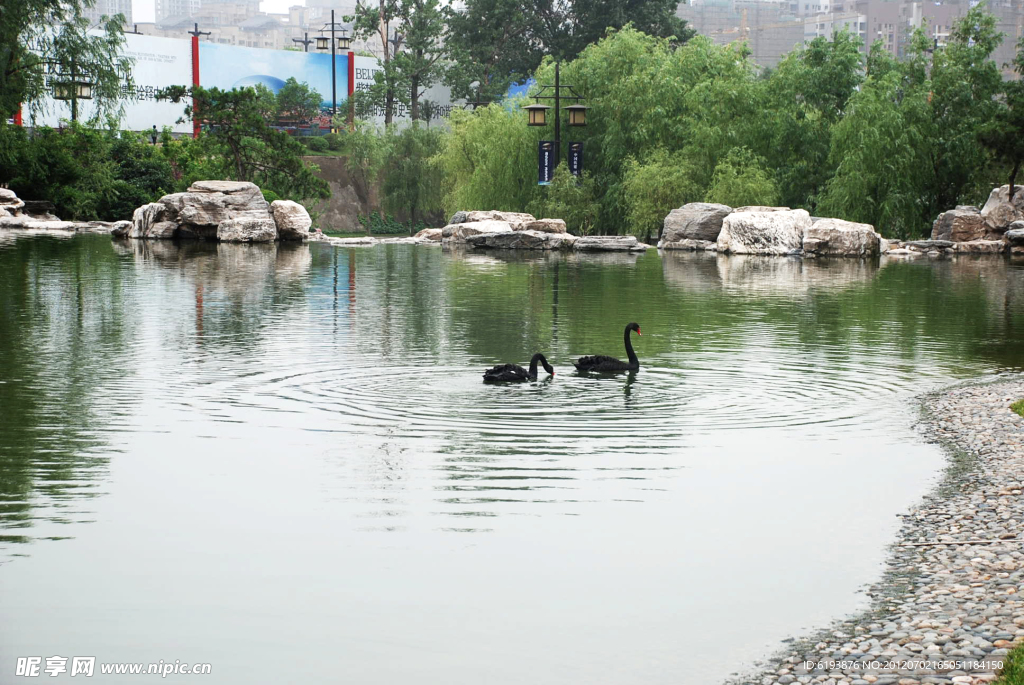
xmin=568 ymin=142 xmax=583 ymax=177
xmin=538 ymin=141 xmax=555 ymax=185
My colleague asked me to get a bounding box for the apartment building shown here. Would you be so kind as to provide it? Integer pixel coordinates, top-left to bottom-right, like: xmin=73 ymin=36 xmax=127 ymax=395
xmin=680 ymin=0 xmax=1023 ymax=73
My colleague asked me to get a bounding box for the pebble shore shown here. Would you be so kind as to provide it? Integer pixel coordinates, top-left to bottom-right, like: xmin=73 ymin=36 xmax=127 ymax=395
xmin=741 ymin=378 xmax=1024 ymax=685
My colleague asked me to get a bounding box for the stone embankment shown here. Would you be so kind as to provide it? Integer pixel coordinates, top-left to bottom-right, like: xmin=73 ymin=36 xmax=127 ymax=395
xmin=442 ymin=210 xmax=649 ymax=253
xmin=0 ymin=189 xmax=131 ymax=234
xmin=744 ymin=378 xmax=1024 ymax=685
xmin=661 ymin=186 xmax=1024 ymax=258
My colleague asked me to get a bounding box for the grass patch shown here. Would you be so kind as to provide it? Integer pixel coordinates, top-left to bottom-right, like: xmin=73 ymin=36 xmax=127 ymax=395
xmin=321 ymin=231 xmax=370 ymax=238
xmin=1012 ymin=399 xmax=1024 ymax=417
xmin=998 ymin=644 xmax=1024 ymax=684
xmin=299 ymin=150 xmax=342 ymax=157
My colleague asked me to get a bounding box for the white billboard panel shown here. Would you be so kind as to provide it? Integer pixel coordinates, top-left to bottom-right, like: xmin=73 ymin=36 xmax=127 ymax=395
xmin=32 ymin=33 xmax=193 ymax=134
xmin=353 ymin=55 xmax=455 ymax=127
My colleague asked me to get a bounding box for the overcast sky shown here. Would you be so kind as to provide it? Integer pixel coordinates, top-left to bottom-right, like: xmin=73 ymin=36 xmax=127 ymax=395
xmin=132 ymin=0 xmax=298 ymax=23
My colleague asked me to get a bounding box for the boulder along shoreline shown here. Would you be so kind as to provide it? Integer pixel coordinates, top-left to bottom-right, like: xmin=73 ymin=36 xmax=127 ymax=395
xmin=739 ymin=377 xmax=1024 ymax=685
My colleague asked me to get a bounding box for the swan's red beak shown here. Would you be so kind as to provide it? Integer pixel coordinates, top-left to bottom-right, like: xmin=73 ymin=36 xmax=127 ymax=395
xmin=637 ymin=328 xmax=642 ymax=336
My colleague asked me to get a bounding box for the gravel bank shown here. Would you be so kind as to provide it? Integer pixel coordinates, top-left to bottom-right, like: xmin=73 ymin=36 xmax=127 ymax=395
xmin=740 ymin=378 xmax=1024 ymax=685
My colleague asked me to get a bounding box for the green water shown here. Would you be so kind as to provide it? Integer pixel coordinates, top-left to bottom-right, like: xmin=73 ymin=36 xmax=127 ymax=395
xmin=1 ymin=233 xmax=1023 ymax=684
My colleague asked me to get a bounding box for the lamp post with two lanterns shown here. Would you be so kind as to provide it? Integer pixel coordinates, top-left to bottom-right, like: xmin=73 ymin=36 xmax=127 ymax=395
xmin=51 ymin=63 xmax=94 ymax=123
xmin=524 ymin=62 xmax=587 ymax=183
xmin=315 ymin=10 xmax=351 ymax=120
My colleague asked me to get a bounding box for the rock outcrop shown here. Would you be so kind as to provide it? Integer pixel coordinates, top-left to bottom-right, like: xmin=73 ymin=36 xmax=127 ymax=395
xmin=124 ymin=181 xmax=312 ymax=242
xmin=270 ymin=200 xmax=313 ymax=241
xmin=441 ymin=219 xmax=514 ymax=245
xmin=803 ymin=218 xmax=881 ymax=257
xmin=980 ymin=184 xmax=1024 ymax=234
xmin=659 ymin=238 xmax=717 ymax=252
xmin=660 ymin=203 xmax=732 ymax=247
xmin=955 ymin=240 xmax=1005 ymax=254
xmin=717 ymin=209 xmax=811 ymax=255
xmin=931 ymin=206 xmax=993 ymax=242
xmin=573 ymin=236 xmax=649 ymax=252
xmin=0 ymin=188 xmax=26 ymax=216
xmin=520 ymin=218 xmax=567 ymax=234
xmin=413 ymin=227 xmax=442 ymax=241
xmin=1006 ymin=222 xmax=1024 ymax=254
xmin=217 ymin=217 xmax=278 ymax=243
xmin=467 ymin=230 xmax=576 ymax=250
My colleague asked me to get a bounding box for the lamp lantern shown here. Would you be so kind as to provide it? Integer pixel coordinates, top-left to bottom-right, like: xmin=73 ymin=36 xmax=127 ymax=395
xmin=565 ymin=103 xmax=588 ymax=126
xmin=315 ymin=33 xmax=330 ymax=51
xmin=525 ymin=103 xmax=550 ymax=126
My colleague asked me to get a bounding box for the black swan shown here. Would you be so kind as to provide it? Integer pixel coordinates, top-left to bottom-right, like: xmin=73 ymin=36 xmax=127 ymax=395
xmin=574 ymin=323 xmax=641 ymax=372
xmin=483 ymin=354 xmax=555 ymax=382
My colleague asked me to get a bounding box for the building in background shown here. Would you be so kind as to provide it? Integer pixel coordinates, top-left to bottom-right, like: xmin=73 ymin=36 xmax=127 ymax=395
xmin=82 ymin=0 xmax=133 ymax=26
xmin=677 ymin=0 xmax=1023 ymax=74
xmin=154 ymin=0 xmax=201 ymax=23
xmin=136 ymin=2 xmax=385 ymax=55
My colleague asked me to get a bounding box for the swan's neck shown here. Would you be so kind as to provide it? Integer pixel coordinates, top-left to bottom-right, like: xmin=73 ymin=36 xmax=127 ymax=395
xmin=528 ymin=354 xmax=542 ymax=378
xmin=624 ymin=328 xmax=639 ymax=367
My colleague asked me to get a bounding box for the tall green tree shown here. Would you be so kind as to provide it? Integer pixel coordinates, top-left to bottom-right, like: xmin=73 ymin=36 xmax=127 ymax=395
xmin=927 ymin=4 xmax=1004 ymax=214
xmin=443 ymin=0 xmax=693 ymax=104
xmin=347 ymin=0 xmax=405 ymax=124
xmin=349 ymin=0 xmax=448 ymax=123
xmin=275 ymin=77 xmax=322 ymax=123
xmin=443 ymin=0 xmax=537 ymax=103
xmin=185 ymin=86 xmax=329 ymax=201
xmin=1 ymin=0 xmax=132 ymax=122
xmin=980 ymin=37 xmax=1024 ymax=199
xmin=381 ymin=124 xmax=444 ymax=223
xmin=393 ymin=0 xmax=448 ymax=122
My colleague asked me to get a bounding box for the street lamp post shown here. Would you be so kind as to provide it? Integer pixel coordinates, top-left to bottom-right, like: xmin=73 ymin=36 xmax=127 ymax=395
xmin=316 ymin=10 xmax=350 ymax=119
xmin=52 ymin=61 xmax=94 ymax=123
xmin=292 ymin=32 xmax=313 ymax=52
xmin=525 ymin=62 xmax=588 ymax=178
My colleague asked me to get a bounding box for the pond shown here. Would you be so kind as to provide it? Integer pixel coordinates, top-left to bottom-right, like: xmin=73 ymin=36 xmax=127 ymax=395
xmin=2 ymin=233 xmax=1024 ymax=683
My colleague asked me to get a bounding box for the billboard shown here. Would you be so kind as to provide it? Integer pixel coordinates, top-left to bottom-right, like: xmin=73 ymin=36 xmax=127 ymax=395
xmin=199 ymin=42 xmax=349 ymax=112
xmin=24 ymin=35 xmax=456 ymax=132
xmin=32 ymin=33 xmax=193 ymax=134
xmin=352 ymin=55 xmax=454 ymax=125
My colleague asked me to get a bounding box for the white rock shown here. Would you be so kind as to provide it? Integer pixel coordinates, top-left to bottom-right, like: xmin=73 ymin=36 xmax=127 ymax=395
xmin=441 ymin=220 xmax=514 ymax=244
xmin=216 ymin=217 xmax=277 ymax=242
xmin=573 ymin=235 xmax=648 ymax=252
xmin=717 ymin=209 xmax=811 ymax=255
xmin=803 ymin=218 xmax=880 ymax=256
xmin=270 ymin=200 xmax=312 ymax=241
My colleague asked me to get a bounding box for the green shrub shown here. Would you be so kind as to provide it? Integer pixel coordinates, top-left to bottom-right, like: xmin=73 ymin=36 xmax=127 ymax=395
xmin=705 ymin=147 xmax=781 ymax=208
xmin=323 ymin=132 xmax=343 ymax=151
xmin=997 ymin=644 xmax=1024 ymax=684
xmin=357 ymin=212 xmax=420 ymax=235
xmin=1011 ymin=399 xmax=1024 ymax=417
xmin=261 ymin=189 xmax=281 ymax=203
xmin=305 ymin=136 xmax=329 ymax=152
xmin=0 ymin=124 xmax=175 ymax=221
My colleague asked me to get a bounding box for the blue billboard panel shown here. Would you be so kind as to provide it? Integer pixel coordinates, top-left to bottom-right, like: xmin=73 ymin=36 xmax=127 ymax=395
xmin=199 ymin=43 xmax=348 ymax=111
